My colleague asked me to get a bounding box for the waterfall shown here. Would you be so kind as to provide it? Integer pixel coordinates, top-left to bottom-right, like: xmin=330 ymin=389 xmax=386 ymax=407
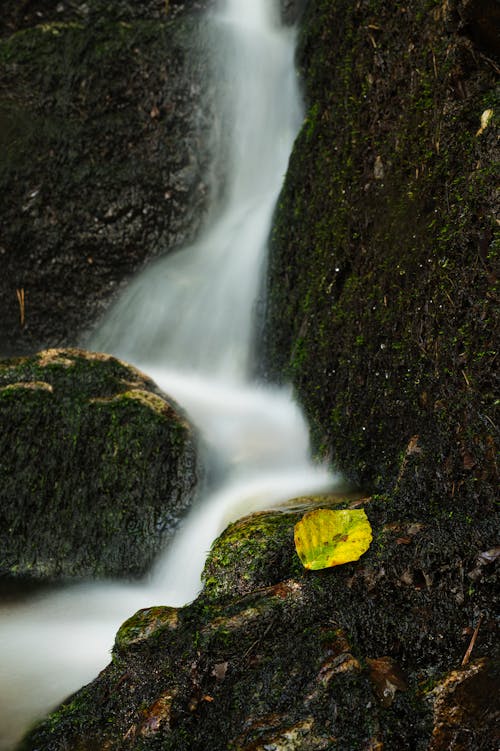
xmin=91 ymin=0 xmax=302 ymax=380
xmin=0 ymin=2 xmax=338 ymax=748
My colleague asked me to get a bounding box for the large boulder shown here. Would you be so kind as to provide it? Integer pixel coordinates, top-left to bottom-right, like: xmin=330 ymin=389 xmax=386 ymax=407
xmin=261 ymin=0 xmax=498 ymax=520
xmin=17 ymin=502 xmax=499 ymax=749
xmin=0 ymin=348 xmax=200 ymax=581
xmin=0 ymin=1 xmax=215 ymax=356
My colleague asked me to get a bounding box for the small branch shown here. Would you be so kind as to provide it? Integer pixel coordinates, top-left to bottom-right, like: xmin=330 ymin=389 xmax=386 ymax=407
xmin=461 ymin=614 xmax=483 ymax=667
xmin=16 ymin=288 xmax=25 ymax=327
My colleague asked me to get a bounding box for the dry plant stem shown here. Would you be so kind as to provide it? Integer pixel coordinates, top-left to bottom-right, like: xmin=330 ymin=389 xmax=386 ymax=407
xmin=16 ymin=288 xmax=25 ymax=327
xmin=461 ymin=614 xmax=483 ymax=667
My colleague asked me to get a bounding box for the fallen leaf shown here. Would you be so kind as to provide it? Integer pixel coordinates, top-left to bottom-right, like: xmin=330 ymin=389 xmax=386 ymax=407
xmin=367 ymin=657 xmax=408 ymax=707
xmin=476 ymin=548 xmax=500 ymax=565
xmin=212 ymin=662 xmax=228 ymax=682
xmin=294 ymin=509 xmax=372 ymax=570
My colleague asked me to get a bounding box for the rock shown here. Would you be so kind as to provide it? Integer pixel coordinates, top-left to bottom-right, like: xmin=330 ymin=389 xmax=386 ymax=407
xmin=457 ymin=0 xmax=500 ymax=58
xmin=280 ymin=0 xmax=308 ymax=25
xmin=202 ymin=510 xmax=303 ymax=600
xmin=427 ymin=658 xmax=500 ymax=750
xmin=0 ymin=348 xmax=200 ymax=581
xmin=261 ymin=0 xmax=498 ymax=527
xmin=17 ymin=502 xmax=499 ymax=749
xmin=0 ymin=3 xmax=216 ymax=356
xmin=115 ymin=606 xmax=180 ymax=651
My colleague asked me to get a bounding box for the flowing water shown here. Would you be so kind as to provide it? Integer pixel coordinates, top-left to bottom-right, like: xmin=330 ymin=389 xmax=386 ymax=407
xmin=0 ymin=1 xmax=339 ymax=747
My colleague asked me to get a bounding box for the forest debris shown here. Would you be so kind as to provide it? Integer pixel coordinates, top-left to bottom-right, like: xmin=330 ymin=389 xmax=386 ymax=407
xmin=367 ymin=657 xmax=408 ymax=707
xmin=462 ymin=449 xmax=476 ymax=470
xmin=461 ymin=615 xmax=483 ymax=667
xmin=468 ymin=547 xmax=500 ymax=581
xmin=477 ymin=548 xmax=500 ymax=564
xmin=212 ymin=662 xmax=228 ymax=682
xmin=374 ymin=155 xmax=384 ymax=179
xmin=138 ymin=692 xmax=175 ymax=736
xmin=407 ymin=522 xmax=425 ymax=536
xmin=476 ymin=108 xmax=493 ymax=136
xmin=395 ymin=436 xmax=422 ymax=488
xmin=16 ymin=288 xmax=25 ymax=326
xmin=428 ymin=659 xmax=498 ymax=750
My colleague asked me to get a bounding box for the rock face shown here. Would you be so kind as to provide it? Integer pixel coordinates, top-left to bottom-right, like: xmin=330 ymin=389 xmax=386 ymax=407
xmin=0 ymin=348 xmax=200 ymax=581
xmin=262 ymin=0 xmax=498 ymax=518
xmin=0 ymin=0 xmax=215 ymax=356
xmin=18 ymin=505 xmax=499 ymax=750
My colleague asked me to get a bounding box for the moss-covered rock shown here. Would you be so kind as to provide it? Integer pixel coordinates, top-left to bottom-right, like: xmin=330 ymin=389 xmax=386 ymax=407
xmin=262 ymin=0 xmax=498 ymax=519
xmin=17 ymin=500 xmax=499 ymax=750
xmin=0 ymin=3 xmax=215 ymax=355
xmin=0 ymin=348 xmax=200 ymax=581
xmin=202 ymin=510 xmax=303 ymax=600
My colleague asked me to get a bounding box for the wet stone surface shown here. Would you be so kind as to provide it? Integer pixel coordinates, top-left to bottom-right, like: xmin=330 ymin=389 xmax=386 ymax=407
xmin=17 ymin=502 xmax=499 ymax=750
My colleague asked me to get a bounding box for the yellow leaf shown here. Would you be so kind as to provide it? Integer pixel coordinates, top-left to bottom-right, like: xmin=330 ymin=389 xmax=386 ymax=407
xmin=294 ymin=508 xmax=372 ymax=570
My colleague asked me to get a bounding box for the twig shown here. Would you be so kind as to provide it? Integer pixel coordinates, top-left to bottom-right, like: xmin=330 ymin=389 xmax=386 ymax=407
xmin=461 ymin=614 xmax=483 ymax=667
xmin=16 ymin=288 xmax=25 ymax=327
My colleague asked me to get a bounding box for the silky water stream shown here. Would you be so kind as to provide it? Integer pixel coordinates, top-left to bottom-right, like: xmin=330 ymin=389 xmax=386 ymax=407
xmin=0 ymin=2 xmax=339 ymax=747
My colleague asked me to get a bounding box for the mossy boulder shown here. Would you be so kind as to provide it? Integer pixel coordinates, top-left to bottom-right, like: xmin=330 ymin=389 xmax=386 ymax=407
xmin=0 ymin=348 xmax=200 ymax=581
xmin=18 ymin=500 xmax=499 ymax=750
xmin=261 ymin=0 xmax=498 ymax=519
xmin=0 ymin=2 xmax=215 ymax=356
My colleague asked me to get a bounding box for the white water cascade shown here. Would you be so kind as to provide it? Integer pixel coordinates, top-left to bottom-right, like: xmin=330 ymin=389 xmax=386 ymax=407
xmin=0 ymin=2 xmax=339 ymax=748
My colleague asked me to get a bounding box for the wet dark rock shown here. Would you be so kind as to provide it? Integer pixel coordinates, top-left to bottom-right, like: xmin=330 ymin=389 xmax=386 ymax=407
xmin=457 ymin=0 xmax=500 ymax=58
xmin=202 ymin=510 xmax=303 ymax=600
xmin=281 ymin=0 xmax=308 ymax=25
xmin=0 ymin=2 xmax=216 ymax=356
xmin=427 ymin=658 xmax=499 ymax=750
xmin=0 ymin=348 xmax=201 ymax=581
xmin=17 ymin=503 xmax=499 ymax=749
xmin=261 ymin=0 xmax=498 ymax=520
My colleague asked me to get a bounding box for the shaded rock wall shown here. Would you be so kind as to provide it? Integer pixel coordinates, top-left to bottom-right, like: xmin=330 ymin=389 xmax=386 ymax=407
xmin=262 ymin=0 xmax=498 ymax=515
xmin=0 ymin=1 xmax=214 ymax=356
xmin=0 ymin=348 xmax=200 ymax=581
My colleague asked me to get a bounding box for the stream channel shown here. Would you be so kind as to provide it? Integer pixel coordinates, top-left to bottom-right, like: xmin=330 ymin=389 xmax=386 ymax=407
xmin=0 ymin=2 xmax=340 ymax=747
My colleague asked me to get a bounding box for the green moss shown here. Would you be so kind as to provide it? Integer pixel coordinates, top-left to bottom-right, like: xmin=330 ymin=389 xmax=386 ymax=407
xmin=0 ymin=349 xmax=199 ymax=581
xmin=115 ymin=606 xmax=179 ymax=652
xmin=201 ymin=511 xmax=303 ymax=600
